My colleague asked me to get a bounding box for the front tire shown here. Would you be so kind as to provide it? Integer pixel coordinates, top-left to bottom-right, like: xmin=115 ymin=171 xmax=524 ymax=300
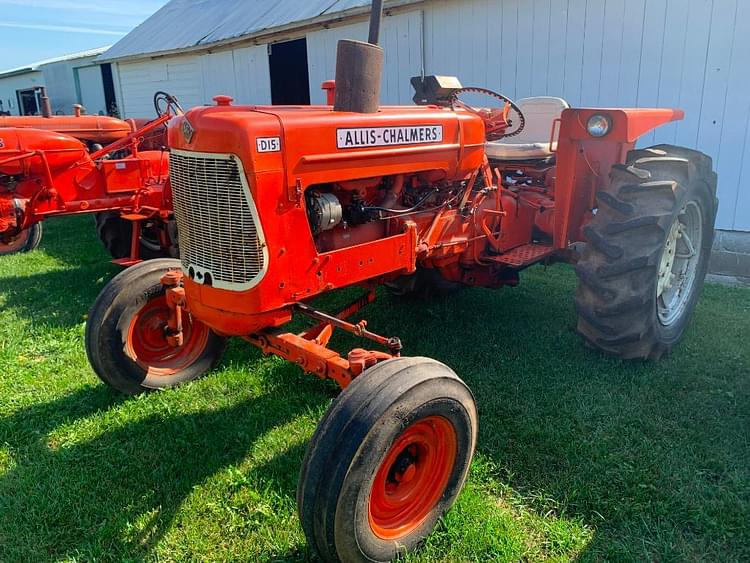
xmin=85 ymin=258 xmax=226 ymax=394
xmin=575 ymin=145 xmax=718 ymax=359
xmin=0 ymin=223 xmax=43 ymax=256
xmin=298 ymin=357 xmax=477 ymax=562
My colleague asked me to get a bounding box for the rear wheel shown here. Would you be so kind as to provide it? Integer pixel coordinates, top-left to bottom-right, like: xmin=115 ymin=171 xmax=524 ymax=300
xmin=85 ymin=258 xmax=226 ymax=394
xmin=575 ymin=145 xmax=718 ymax=359
xmin=0 ymin=223 xmax=43 ymax=256
xmin=298 ymin=357 xmax=477 ymax=562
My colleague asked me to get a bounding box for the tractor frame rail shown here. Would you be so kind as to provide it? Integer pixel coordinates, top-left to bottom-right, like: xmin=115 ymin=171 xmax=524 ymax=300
xmin=161 ymin=271 xmax=400 ymax=389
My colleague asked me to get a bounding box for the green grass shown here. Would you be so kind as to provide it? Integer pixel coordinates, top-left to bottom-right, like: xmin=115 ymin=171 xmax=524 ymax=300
xmin=1 ymin=215 xmax=748 ymax=562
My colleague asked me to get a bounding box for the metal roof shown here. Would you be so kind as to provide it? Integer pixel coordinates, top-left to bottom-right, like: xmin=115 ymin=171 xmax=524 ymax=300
xmin=99 ymin=0 xmax=419 ymax=62
xmin=0 ymin=46 xmax=112 ymax=79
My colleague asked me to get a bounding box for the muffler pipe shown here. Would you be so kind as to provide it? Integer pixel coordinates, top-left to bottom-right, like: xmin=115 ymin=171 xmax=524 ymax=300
xmin=40 ymin=87 xmax=52 ymax=118
xmin=333 ymin=0 xmax=385 ymax=113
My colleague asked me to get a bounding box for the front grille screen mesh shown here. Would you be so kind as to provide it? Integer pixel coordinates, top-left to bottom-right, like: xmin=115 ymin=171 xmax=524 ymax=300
xmin=169 ymin=151 xmax=265 ymax=288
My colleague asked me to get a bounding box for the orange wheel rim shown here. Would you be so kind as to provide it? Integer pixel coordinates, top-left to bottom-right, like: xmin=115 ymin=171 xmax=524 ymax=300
xmin=1 ymin=230 xmax=31 ymax=255
xmin=368 ymin=416 xmax=457 ymax=540
xmin=126 ymin=295 xmax=210 ymax=376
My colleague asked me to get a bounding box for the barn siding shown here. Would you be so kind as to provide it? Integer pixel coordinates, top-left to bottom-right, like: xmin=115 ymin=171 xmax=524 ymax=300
xmin=0 ymin=72 xmax=44 ymax=116
xmin=422 ymin=0 xmax=749 ymax=231
xmin=306 ymin=10 xmax=423 ymax=105
xmin=109 ymin=0 xmax=747 ymax=231
xmin=116 ymin=45 xmax=271 ymax=118
xmin=0 ymin=55 xmax=104 ymax=117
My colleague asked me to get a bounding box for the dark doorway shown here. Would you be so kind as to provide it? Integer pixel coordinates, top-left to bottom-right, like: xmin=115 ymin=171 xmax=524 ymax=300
xmin=17 ymin=88 xmax=40 ymax=115
xmin=100 ymin=63 xmax=118 ymax=116
xmin=269 ymin=38 xmax=311 ymax=105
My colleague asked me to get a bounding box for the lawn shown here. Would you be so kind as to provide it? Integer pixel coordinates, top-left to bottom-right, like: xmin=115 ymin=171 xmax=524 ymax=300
xmin=0 ymin=215 xmax=748 ymax=562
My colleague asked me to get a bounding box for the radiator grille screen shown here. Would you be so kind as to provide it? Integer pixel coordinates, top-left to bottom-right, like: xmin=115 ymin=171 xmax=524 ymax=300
xmin=169 ymin=150 xmax=266 ymax=290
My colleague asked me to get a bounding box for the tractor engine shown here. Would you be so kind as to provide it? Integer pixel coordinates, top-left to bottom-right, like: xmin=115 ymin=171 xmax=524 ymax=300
xmin=167 ymin=99 xmax=488 ymax=335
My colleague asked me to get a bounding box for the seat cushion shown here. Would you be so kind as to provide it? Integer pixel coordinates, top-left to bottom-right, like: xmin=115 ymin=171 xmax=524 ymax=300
xmin=485 ymin=96 xmax=568 ymax=161
xmin=485 ymin=141 xmax=557 ymax=160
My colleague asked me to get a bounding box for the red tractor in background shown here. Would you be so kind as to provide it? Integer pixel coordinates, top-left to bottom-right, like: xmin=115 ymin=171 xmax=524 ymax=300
xmin=0 ymin=92 xmax=176 ymax=261
xmin=83 ymin=2 xmax=717 ymax=561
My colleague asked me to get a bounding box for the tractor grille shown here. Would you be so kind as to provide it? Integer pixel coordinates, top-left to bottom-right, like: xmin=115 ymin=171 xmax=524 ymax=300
xmin=169 ymin=150 xmax=266 ymax=290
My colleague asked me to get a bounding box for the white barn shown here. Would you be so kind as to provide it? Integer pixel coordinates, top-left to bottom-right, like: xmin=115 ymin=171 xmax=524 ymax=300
xmin=100 ymin=0 xmax=750 ymax=278
xmin=0 ymin=47 xmax=115 ymax=117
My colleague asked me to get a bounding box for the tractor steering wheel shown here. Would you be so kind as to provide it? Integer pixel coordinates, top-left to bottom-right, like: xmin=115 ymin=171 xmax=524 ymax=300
xmin=450 ymin=87 xmax=525 ymax=141
xmin=153 ymin=91 xmax=184 ymax=118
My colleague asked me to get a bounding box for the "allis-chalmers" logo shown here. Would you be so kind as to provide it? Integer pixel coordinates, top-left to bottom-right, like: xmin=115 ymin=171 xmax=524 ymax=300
xmin=337 ymin=125 xmax=444 ymax=149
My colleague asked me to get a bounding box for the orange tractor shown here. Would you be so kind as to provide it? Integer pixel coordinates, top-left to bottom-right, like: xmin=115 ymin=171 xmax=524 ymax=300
xmin=84 ymin=2 xmax=718 ymax=561
xmin=0 ymin=92 xmax=177 ymax=260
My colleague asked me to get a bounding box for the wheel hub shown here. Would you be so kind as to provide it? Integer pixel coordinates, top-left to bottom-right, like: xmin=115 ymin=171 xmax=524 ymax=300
xmin=368 ymin=416 xmax=457 ymax=540
xmin=126 ymin=295 xmax=211 ymax=376
xmin=657 ymin=201 xmax=703 ymax=327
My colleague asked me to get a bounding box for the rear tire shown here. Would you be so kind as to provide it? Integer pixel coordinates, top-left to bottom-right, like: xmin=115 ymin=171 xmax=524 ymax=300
xmin=85 ymin=258 xmax=226 ymax=394
xmin=298 ymin=357 xmax=477 ymax=562
xmin=0 ymin=223 xmax=43 ymax=256
xmin=575 ymin=145 xmax=718 ymax=359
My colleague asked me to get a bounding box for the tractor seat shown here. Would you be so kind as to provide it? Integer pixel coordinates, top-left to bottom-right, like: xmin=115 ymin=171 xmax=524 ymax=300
xmin=485 ymin=97 xmax=569 ymax=161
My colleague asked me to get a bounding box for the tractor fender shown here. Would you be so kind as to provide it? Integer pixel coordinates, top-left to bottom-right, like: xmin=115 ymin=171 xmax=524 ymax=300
xmin=560 ymin=108 xmax=684 ymax=143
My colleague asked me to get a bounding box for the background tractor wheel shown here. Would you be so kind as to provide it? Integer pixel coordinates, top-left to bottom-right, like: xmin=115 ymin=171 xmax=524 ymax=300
xmin=298 ymin=357 xmax=477 ymax=563
xmin=95 ymin=212 xmax=171 ymax=261
xmin=575 ymin=145 xmax=718 ymax=360
xmin=0 ymin=223 xmax=43 ymax=256
xmin=85 ymin=258 xmax=226 ymax=395
xmin=385 ymin=267 xmax=463 ymax=299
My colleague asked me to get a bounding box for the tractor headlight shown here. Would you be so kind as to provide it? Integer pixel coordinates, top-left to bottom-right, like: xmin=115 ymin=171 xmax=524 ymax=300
xmin=587 ymin=114 xmax=612 ymax=137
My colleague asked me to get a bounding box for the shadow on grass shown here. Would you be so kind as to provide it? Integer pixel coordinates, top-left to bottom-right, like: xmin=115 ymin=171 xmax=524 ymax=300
xmin=0 ymin=215 xmax=121 ymax=329
xmin=3 ymin=214 xmax=748 ymax=561
xmin=0 ymin=266 xmax=117 ymax=329
xmin=0 ymin=374 xmax=327 ymax=562
xmin=37 ymin=214 xmax=112 ymax=268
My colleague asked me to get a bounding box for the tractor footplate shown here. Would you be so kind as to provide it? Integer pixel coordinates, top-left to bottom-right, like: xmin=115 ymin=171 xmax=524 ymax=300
xmin=487 ymin=244 xmax=554 ymax=268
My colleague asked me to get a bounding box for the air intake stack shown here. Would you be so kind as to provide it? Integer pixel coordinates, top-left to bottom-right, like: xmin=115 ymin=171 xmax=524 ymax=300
xmin=333 ymin=0 xmax=385 ymax=113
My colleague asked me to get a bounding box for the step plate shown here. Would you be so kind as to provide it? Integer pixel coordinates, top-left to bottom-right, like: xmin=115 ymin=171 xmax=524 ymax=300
xmin=489 ymin=244 xmax=554 ymax=268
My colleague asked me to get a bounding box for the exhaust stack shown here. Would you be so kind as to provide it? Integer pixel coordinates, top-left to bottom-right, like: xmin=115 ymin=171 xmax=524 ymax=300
xmin=40 ymin=87 xmax=52 ymax=118
xmin=368 ymin=0 xmax=385 ymax=44
xmin=333 ymin=0 xmax=384 ymax=113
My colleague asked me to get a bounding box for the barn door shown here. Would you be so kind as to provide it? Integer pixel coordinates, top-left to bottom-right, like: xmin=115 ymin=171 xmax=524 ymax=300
xmin=233 ymin=45 xmax=272 ymax=105
xmin=75 ymin=65 xmax=107 ymax=115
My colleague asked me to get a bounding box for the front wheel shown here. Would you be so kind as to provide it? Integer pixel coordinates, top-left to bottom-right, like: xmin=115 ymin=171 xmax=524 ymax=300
xmin=575 ymin=145 xmax=718 ymax=359
xmin=297 ymin=357 xmax=478 ymax=562
xmin=85 ymin=258 xmax=226 ymax=394
xmin=0 ymin=223 xmax=43 ymax=256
